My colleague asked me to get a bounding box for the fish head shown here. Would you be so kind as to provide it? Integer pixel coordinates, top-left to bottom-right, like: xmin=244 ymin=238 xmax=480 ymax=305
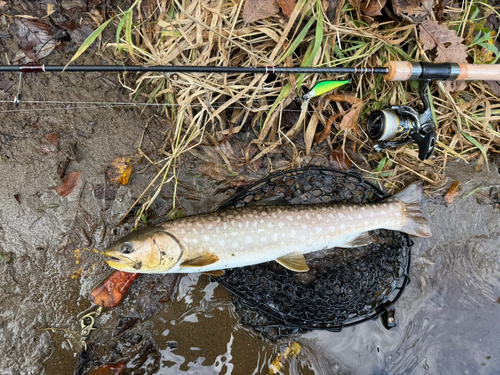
xmin=103 ymin=227 xmax=183 ymax=273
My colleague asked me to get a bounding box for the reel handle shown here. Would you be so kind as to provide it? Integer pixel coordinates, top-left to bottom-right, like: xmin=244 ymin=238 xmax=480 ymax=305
xmin=384 ymin=61 xmax=500 ymax=82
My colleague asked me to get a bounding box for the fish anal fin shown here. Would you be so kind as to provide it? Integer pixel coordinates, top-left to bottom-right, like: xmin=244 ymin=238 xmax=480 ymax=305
xmin=276 ymin=253 xmax=309 ymax=272
xmin=340 ymin=232 xmax=372 ymax=248
xmin=202 ymin=270 xmax=224 ymax=277
xmin=180 ymin=253 xmax=220 ymax=267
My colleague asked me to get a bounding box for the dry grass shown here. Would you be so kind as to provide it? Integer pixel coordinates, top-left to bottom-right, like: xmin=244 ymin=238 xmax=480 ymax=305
xmin=74 ymin=0 xmax=500 ymax=217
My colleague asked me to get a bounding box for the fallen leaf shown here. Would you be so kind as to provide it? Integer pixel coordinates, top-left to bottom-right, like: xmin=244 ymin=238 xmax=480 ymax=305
xmin=39 ymin=133 xmax=58 ymax=153
xmin=277 ymin=0 xmax=296 ymax=17
xmin=329 ymin=146 xmax=352 ymax=170
xmin=419 ymin=20 xmax=468 ymax=64
xmin=243 ymin=0 xmax=280 ymax=23
xmin=444 ymin=181 xmax=460 ymax=204
xmin=15 ymin=19 xmax=58 ymax=61
xmin=327 ymin=95 xmax=363 ymax=132
xmin=322 ymin=0 xmax=346 ymax=24
xmin=314 ymin=115 xmax=337 ymax=144
xmin=392 ymin=0 xmax=432 ymax=22
xmin=90 ymin=271 xmax=139 ymax=308
xmin=199 ymin=162 xmax=231 ymax=181
xmin=56 ymin=171 xmax=81 ymax=197
xmin=419 ymin=20 xmax=468 ymax=92
xmin=47 ymin=4 xmax=55 ymax=16
xmin=88 ymin=362 xmax=126 ymax=375
xmin=361 ymin=0 xmax=387 ymax=17
xmin=106 ymin=156 xmax=134 ymax=186
xmin=476 ymin=190 xmax=492 ymax=205
xmin=0 ymin=1 xmax=6 ymax=9
xmin=339 ymin=106 xmax=362 ymax=131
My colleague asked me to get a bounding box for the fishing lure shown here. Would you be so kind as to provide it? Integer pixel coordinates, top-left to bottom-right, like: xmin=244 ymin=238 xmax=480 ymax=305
xmin=302 ymin=80 xmax=350 ymax=100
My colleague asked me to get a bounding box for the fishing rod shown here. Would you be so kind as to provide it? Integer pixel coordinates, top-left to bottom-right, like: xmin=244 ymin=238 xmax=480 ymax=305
xmin=2 ymin=61 xmax=499 ymax=160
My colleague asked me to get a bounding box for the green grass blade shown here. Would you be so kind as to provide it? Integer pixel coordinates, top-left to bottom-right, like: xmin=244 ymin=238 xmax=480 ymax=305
xmin=461 ymin=130 xmax=488 ymax=162
xmin=67 ymin=18 xmax=113 ymax=65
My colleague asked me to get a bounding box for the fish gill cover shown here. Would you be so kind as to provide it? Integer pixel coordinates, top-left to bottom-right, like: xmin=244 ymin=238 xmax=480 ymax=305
xmin=214 ymin=167 xmax=412 ymax=341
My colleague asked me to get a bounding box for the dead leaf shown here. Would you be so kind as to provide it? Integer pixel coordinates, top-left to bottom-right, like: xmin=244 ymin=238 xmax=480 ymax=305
xmin=56 ymin=171 xmax=81 ymax=197
xmin=444 ymin=181 xmax=460 ymax=204
xmin=277 ymin=0 xmax=296 ymax=17
xmin=392 ymin=0 xmax=432 ymax=22
xmin=106 ymin=156 xmax=134 ymax=186
xmin=15 ymin=19 xmax=58 ymax=61
xmin=327 ymin=95 xmax=363 ymax=132
xmin=329 ymin=146 xmax=352 ymax=170
xmin=47 ymin=4 xmax=55 ymax=16
xmin=87 ymin=362 xmax=126 ymax=375
xmin=0 ymin=1 xmax=6 ymax=9
xmin=419 ymin=20 xmax=468 ymax=64
xmin=199 ymin=162 xmax=230 ymax=181
xmin=314 ymin=115 xmax=337 ymax=144
xmin=39 ymin=133 xmax=58 ymax=153
xmin=419 ymin=20 xmax=468 ymax=91
xmin=323 ymin=0 xmax=346 ymax=24
xmin=243 ymin=0 xmax=280 ymax=23
xmin=361 ymin=0 xmax=387 ymax=17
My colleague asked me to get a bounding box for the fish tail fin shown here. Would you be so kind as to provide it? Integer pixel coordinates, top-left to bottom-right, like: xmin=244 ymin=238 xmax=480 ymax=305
xmin=391 ymin=182 xmax=432 ymax=238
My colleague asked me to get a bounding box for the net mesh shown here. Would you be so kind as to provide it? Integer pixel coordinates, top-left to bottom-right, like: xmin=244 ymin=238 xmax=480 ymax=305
xmin=215 ymin=167 xmax=412 ymax=341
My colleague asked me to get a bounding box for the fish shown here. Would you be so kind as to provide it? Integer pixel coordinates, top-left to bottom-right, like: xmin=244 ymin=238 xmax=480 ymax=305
xmin=102 ymin=182 xmax=431 ymax=274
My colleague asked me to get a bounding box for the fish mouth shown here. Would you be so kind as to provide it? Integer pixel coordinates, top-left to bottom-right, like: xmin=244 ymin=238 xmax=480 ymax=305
xmin=102 ymin=253 xmax=142 ymax=270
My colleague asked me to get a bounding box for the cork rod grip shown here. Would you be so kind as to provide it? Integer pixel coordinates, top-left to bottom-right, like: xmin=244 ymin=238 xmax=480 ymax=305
xmin=383 ymin=61 xmax=500 ymax=81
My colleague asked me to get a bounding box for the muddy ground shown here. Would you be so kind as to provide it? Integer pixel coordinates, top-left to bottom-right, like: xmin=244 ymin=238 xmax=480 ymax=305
xmin=1 ymin=4 xmax=500 ymax=375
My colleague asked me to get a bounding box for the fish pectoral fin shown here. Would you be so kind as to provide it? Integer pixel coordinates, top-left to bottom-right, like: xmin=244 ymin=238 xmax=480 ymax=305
xmin=202 ymin=270 xmax=225 ymax=277
xmin=339 ymin=232 xmax=372 ymax=248
xmin=180 ymin=253 xmax=220 ymax=268
xmin=276 ymin=253 xmax=309 ymax=272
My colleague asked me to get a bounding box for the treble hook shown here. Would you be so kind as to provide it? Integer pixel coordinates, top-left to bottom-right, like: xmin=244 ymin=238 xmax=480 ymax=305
xmin=14 ymin=72 xmax=23 ymax=107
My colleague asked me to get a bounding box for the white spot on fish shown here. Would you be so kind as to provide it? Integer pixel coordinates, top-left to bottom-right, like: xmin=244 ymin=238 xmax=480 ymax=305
xmin=272 ymin=213 xmax=278 ymax=218
xmin=278 ymin=222 xmax=285 ymax=228
xmin=341 ymin=224 xmax=346 ymax=229
xmin=315 ymin=227 xmax=322 ymax=233
xmin=261 ymin=237 xmax=267 ymax=242
xmin=223 ymin=223 xmax=228 ymax=230
xmin=260 ymin=219 xmax=264 ymax=224
xmin=192 ymin=238 xmax=198 ymax=244
xmin=238 ymin=223 xmax=242 ymax=228
xmin=349 ymin=207 xmax=353 ymax=212
xmin=246 ymin=236 xmax=253 ymax=244
xmin=381 ymin=210 xmax=387 ymax=215
xmin=339 ymin=213 xmax=344 ymax=218
xmin=267 ymin=223 xmax=274 ymax=228
xmin=232 ymin=242 xmax=239 ymax=248
xmin=286 ymin=216 xmax=293 ymax=221
xmin=329 ymin=214 xmax=334 ymax=218
xmin=370 ymin=211 xmax=375 ymax=217
xmin=273 ymin=233 xmax=278 ymax=241
xmin=305 ymin=213 xmax=310 ymax=220
xmin=207 ymin=224 xmax=213 ymax=229
xmin=245 ymin=221 xmax=249 ymax=228
xmin=364 ymin=220 xmax=369 ymax=225
xmin=253 ymin=221 xmax=258 ymax=227
xmin=317 ymin=214 xmax=323 ymax=220
xmin=291 ymin=230 xmax=297 ymax=237
xmin=361 ymin=207 xmax=366 ymax=211
xmin=203 ymin=236 xmax=210 ymax=241
xmin=396 ymin=212 xmax=401 ymax=217
xmin=348 ymin=216 xmax=353 ymax=220
xmin=257 ymin=229 xmax=264 ymax=233
xmin=357 ymin=214 xmax=363 ymax=219
xmin=302 ymin=224 xmax=308 ymax=229
xmin=181 ymin=229 xmax=186 ymax=234
xmin=297 ymin=215 xmax=302 ymax=220
xmin=218 ymin=240 xmax=225 ymax=246
xmin=216 ymin=228 xmax=220 ymax=233
xmin=231 ymin=232 xmax=238 ymax=236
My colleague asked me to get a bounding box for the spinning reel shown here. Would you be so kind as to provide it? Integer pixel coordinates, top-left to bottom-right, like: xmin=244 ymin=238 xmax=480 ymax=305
xmin=366 ymin=81 xmax=437 ymax=161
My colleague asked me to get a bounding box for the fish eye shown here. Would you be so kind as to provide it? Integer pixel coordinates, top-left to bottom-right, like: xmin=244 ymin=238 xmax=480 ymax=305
xmin=119 ymin=242 xmax=134 ymax=254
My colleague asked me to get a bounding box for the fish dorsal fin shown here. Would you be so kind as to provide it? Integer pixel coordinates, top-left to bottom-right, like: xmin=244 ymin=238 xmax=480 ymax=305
xmin=339 ymin=232 xmax=372 ymax=248
xmin=276 ymin=253 xmax=309 ymax=272
xmin=202 ymin=270 xmax=225 ymax=277
xmin=180 ymin=253 xmax=220 ymax=267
